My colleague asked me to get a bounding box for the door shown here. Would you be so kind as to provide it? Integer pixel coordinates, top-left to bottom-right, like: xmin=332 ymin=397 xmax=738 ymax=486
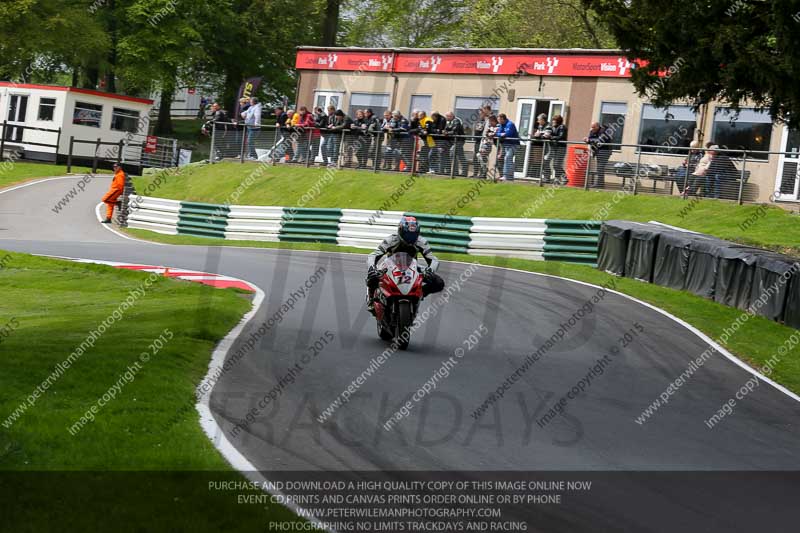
xmin=314 ymin=91 xmax=344 ymax=113
xmin=5 ymin=94 xmax=29 ymax=143
xmin=775 ymin=126 xmax=800 ymax=201
xmin=515 ymin=99 xmax=563 ymax=179
xmin=313 ymin=91 xmax=345 ymax=161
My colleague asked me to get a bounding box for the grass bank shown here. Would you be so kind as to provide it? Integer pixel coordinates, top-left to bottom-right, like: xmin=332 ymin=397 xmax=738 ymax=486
xmin=0 ymin=251 xmax=302 ymax=530
xmin=132 ymin=162 xmax=800 ymax=256
xmin=122 ymin=230 xmax=800 ymax=397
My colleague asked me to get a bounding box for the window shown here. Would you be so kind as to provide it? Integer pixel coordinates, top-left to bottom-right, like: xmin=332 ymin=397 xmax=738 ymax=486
xmin=454 ymin=96 xmax=499 ymax=135
xmin=599 ymin=102 xmax=627 ymax=148
xmin=638 ymin=104 xmax=697 ymax=153
xmin=111 ymin=107 xmax=141 ymax=133
xmin=73 ymin=102 xmax=103 ymax=128
xmin=38 ymin=97 xmax=56 ymax=121
xmin=409 ymin=95 xmax=432 ymax=117
xmin=348 ymin=92 xmax=390 ymax=118
xmin=712 ymin=107 xmax=773 ymax=160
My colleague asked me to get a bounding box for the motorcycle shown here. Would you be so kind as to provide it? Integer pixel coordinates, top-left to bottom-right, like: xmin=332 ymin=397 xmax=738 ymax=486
xmin=372 ymin=252 xmax=424 ymax=350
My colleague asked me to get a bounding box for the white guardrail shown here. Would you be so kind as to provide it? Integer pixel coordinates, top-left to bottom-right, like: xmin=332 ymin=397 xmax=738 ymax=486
xmin=127 ymin=195 xmax=600 ymax=264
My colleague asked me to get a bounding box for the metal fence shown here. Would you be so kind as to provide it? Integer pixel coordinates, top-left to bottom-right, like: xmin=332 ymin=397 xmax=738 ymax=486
xmin=209 ymin=122 xmax=791 ymax=205
xmin=65 ymin=133 xmax=179 ymax=173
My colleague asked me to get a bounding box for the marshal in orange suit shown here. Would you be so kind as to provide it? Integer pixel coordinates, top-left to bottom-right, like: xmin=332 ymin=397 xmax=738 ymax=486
xmin=101 ymin=163 xmax=126 ymax=224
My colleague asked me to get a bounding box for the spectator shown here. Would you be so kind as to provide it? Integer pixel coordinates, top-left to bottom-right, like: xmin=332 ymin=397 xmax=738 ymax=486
xmin=707 ymin=145 xmax=738 ymax=199
xmin=327 ymin=109 xmax=352 ymax=167
xmin=238 ymin=97 xmax=251 ymax=123
xmin=532 ymin=113 xmax=553 ymax=182
xmin=310 ymin=106 xmax=326 ymax=162
xmin=531 ymin=114 xmax=552 ymax=139
xmin=204 ymin=102 xmax=229 ymax=161
xmin=351 ymin=109 xmax=372 ymax=168
xmin=241 ymin=96 xmax=262 ymax=160
xmin=274 ymin=106 xmax=288 ymax=127
xmin=293 ymin=106 xmax=315 ymax=163
xmin=269 ymin=106 xmax=286 ymax=160
xmin=379 ymin=110 xmax=393 ymax=170
xmin=198 ymin=96 xmax=209 ymax=119
xmin=495 ymin=113 xmax=519 ymax=181
xmin=548 ymin=115 xmax=568 ymax=184
xmin=362 ymin=108 xmax=379 ymax=167
xmin=349 ymin=109 xmax=368 ymax=167
xmin=430 ymin=112 xmax=447 ymax=173
xmin=202 ymin=102 xmax=228 ymax=137
xmin=414 ymin=110 xmax=435 ymax=173
xmin=386 ymin=110 xmax=411 ymax=171
xmin=472 ymin=104 xmax=493 ymax=177
xmin=584 ymin=121 xmax=612 ymax=187
xmin=443 ymin=111 xmax=467 ymax=176
xmin=283 ymin=108 xmax=297 ymax=161
xmin=477 ymin=115 xmax=498 ymax=179
xmin=321 ymin=105 xmax=337 ymax=165
xmin=677 ymin=140 xmax=703 ymax=194
xmin=685 ymin=143 xmax=713 ymax=198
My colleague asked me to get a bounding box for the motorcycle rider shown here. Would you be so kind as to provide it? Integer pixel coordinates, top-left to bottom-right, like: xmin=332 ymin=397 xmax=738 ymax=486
xmin=366 ymin=216 xmax=445 ymax=314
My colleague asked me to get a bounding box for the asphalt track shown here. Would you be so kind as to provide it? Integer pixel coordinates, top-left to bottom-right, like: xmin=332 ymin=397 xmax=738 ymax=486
xmin=2 ymin=176 xmax=799 ymax=532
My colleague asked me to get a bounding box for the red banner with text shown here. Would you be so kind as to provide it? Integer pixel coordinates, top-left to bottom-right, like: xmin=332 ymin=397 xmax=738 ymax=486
xmin=296 ymin=50 xmax=638 ymax=78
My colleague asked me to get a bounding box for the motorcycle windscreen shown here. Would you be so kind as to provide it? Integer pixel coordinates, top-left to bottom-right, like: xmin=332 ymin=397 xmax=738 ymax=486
xmin=392 ymin=252 xmax=414 ymax=270
xmin=379 ymin=252 xmax=420 ymax=296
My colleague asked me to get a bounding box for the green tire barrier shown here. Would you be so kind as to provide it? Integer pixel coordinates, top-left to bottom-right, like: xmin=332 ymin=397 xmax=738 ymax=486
xmin=178 ymin=201 xmax=229 ymax=239
xmin=128 ymin=197 xmax=601 ymax=265
xmin=543 ymin=219 xmax=602 ymax=265
xmin=280 ymin=207 xmax=342 ymax=244
xmin=407 ymin=212 xmax=473 ymax=254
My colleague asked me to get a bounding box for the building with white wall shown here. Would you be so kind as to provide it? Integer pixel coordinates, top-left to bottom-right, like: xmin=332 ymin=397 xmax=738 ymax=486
xmin=0 ymin=82 xmax=153 ymax=161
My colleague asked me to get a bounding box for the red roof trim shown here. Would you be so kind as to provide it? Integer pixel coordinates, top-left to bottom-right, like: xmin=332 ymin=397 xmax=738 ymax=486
xmin=0 ymin=82 xmax=153 ymax=105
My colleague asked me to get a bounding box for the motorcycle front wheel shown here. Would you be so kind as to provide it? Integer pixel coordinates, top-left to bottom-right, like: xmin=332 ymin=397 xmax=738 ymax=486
xmin=377 ymin=318 xmax=393 ymax=341
xmin=394 ymin=300 xmax=412 ymax=350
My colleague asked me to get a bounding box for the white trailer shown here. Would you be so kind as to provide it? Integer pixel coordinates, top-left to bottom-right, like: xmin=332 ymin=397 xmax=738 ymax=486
xmin=0 ymin=82 xmax=153 ymax=161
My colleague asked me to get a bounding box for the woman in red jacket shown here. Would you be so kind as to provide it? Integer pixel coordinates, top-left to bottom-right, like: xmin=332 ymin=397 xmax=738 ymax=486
xmin=101 ymin=163 xmax=126 ymax=223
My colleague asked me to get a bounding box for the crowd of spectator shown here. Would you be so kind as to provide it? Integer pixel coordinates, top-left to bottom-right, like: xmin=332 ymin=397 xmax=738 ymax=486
xmin=681 ymin=141 xmax=739 ymax=199
xmin=203 ymin=97 xmax=738 ymax=193
xmin=205 ymin=99 xmax=592 ymax=182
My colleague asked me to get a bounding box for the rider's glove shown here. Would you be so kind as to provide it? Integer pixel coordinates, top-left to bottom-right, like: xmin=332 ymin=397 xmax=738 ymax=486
xmin=367 ymin=265 xmax=380 ymax=280
xmin=423 ymin=267 xmax=434 ymax=278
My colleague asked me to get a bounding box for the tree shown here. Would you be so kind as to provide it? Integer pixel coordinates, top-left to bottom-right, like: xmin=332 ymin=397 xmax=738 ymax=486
xmin=196 ymin=0 xmax=327 ymax=112
xmin=117 ymin=0 xmax=209 ymax=134
xmin=342 ymin=0 xmax=468 ymax=47
xmin=322 ymin=0 xmax=341 ymax=46
xmin=340 ymin=0 xmax=613 ymax=49
xmin=0 ymin=1 xmax=108 ymax=85
xmin=585 ymin=0 xmax=800 ymax=126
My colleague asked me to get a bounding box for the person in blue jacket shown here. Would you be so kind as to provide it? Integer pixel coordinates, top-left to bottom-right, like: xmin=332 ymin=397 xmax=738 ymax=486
xmin=495 ymin=113 xmax=520 ymax=181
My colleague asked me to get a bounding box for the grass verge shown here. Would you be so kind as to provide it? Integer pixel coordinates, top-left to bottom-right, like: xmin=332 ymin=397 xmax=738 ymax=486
xmin=132 ymin=162 xmax=800 ymax=256
xmin=123 ymin=228 xmax=800 ymax=398
xmin=0 ymin=251 xmax=302 ymax=531
xmin=0 ymin=162 xmax=102 ymax=190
